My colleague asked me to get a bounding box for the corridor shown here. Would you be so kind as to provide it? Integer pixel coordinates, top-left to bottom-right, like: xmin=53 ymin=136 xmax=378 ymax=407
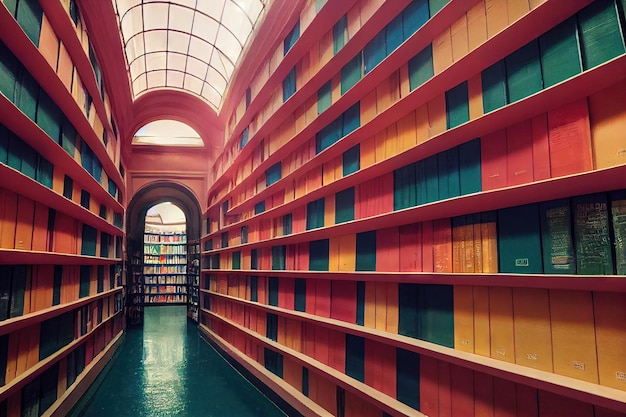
xmin=73 ymin=306 xmax=287 ymax=417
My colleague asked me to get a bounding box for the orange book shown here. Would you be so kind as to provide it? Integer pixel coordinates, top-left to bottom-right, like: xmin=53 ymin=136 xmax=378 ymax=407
xmin=25 ymin=324 xmax=39 ymax=370
xmin=39 ymin=15 xmax=59 ymax=69
xmin=374 ymin=129 xmax=387 ymax=161
xmin=318 ymin=29 xmax=333 ymax=68
xmin=399 ymin=63 xmax=411 ymax=99
xmin=324 ymin=195 xmax=335 ymax=227
xmin=338 ymin=234 xmax=356 ymax=271
xmin=33 ymin=265 xmax=54 ymax=312
xmin=374 ymin=282 xmax=388 ymax=331
xmin=485 ymin=0 xmax=509 ymax=39
xmin=506 ymin=0 xmax=530 ymax=23
xmin=360 ymin=89 xmax=378 ymax=124
xmin=588 ymin=79 xmax=626 ymax=169
xmin=433 ymin=27 xmax=453 ymax=74
xmin=506 ymin=119 xmax=534 ymax=186
xmin=57 ymin=43 xmax=74 ymax=91
xmin=481 ymin=129 xmax=508 ymax=190
xmin=512 ymin=288 xmax=553 ymax=372
xmin=399 ymin=222 xmax=422 ymax=272
xmin=549 ymin=289 xmax=598 ymax=383
xmin=428 ymin=94 xmax=447 ymax=138
xmin=282 ymin=356 xmax=302 ymax=391
xmin=480 ymin=212 xmax=498 ymax=273
xmin=593 ymin=291 xmax=626 ymax=390
xmin=308 ymin=371 xmax=336 ymax=415
xmin=433 ymin=218 xmax=452 ymax=273
xmin=467 ymin=1 xmax=488 ymax=51
xmin=31 ymin=202 xmax=49 ymax=252
xmin=547 ymin=99 xmax=593 ymax=178
xmin=415 ymin=103 xmax=429 ymax=145
xmin=488 ymin=286 xmax=515 ymax=363
xmin=344 ymin=390 xmax=379 ymax=417
xmin=360 ymin=135 xmax=376 ymax=170
xmin=5 ymin=331 xmax=19 ymax=383
xmin=14 ymin=195 xmax=35 ymax=250
xmin=532 ymin=113 xmax=551 ymax=180
xmin=364 ymin=281 xmax=376 ymax=329
xmin=0 ymin=189 xmax=18 ymax=249
xmin=454 ymin=286 xmax=474 ymax=352
xmin=385 ymin=282 xmax=399 ymax=333
xmin=331 ymin=73 xmax=342 ymax=105
xmin=468 ymin=73 xmax=484 ymax=120
xmin=385 ymin=122 xmax=399 ymax=159
xmin=472 ymin=214 xmax=483 ymax=273
xmin=376 ymin=76 xmax=393 ymax=114
xmin=451 ymin=14 xmax=469 ymax=62
xmin=57 ymin=356 xmax=68 ymax=398
xmin=397 ymin=111 xmax=417 ymax=152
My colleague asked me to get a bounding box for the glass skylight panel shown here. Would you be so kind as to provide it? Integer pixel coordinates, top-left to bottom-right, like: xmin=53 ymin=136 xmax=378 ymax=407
xmin=114 ymin=0 xmax=270 ymax=110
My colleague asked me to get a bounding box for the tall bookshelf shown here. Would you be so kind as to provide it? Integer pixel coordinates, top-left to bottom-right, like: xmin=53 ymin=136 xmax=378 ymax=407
xmin=200 ymin=0 xmax=626 ymax=416
xmin=0 ymin=0 xmax=125 ymax=415
xmin=142 ymin=231 xmax=188 ymax=305
xmin=187 ymin=239 xmax=200 ymax=322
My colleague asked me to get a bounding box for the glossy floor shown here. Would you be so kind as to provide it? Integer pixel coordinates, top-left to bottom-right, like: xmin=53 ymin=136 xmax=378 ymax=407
xmin=74 ymin=306 xmax=286 ymax=417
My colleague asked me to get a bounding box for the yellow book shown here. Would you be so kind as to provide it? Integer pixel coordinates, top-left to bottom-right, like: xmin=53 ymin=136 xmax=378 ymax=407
xmin=282 ymin=356 xmax=302 ymax=391
xmin=338 ymin=234 xmax=356 ymax=271
xmin=329 ymin=236 xmax=340 ymax=272
xmin=415 ymin=103 xmax=429 ymax=145
xmin=489 ymin=286 xmax=515 ymax=363
xmin=451 ymin=14 xmax=469 ymax=62
xmin=433 ymin=27 xmax=453 ymax=74
xmin=360 ymin=89 xmax=378 ymax=125
xmin=360 ymin=135 xmax=377 ymax=169
xmin=513 ymin=288 xmax=553 ymax=372
xmin=593 ymin=291 xmax=626 ymax=390
xmin=364 ymin=281 xmax=377 ymax=329
xmin=324 ymin=195 xmax=335 ymax=227
xmin=468 ymin=73 xmax=484 ymax=120
xmin=588 ymin=79 xmax=626 ymax=169
xmin=427 ymin=94 xmax=447 ymax=138
xmin=485 ymin=0 xmax=508 ymax=39
xmin=397 ymin=110 xmax=417 ymax=152
xmin=506 ymin=0 xmax=529 ymax=24
xmin=385 ymin=282 xmax=398 ymax=333
xmin=467 ymin=1 xmax=488 ymax=51
xmin=454 ymin=286 xmax=474 ymax=352
xmin=384 ymin=123 xmax=399 ymax=159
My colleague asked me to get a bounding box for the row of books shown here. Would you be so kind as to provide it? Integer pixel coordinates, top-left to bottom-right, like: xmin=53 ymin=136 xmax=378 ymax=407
xmin=143 ymin=265 xmax=187 ymax=274
xmin=143 ymin=255 xmax=187 ymax=265
xmin=144 ymin=232 xmax=187 ymax=243
xmin=142 ymin=294 xmax=187 ymax=304
xmin=143 ymin=244 xmax=187 ymax=255
xmin=144 ymin=275 xmax=187 ymax=285
xmin=203 ymin=310 xmax=619 ymax=417
xmin=144 ymin=285 xmax=187 ymax=295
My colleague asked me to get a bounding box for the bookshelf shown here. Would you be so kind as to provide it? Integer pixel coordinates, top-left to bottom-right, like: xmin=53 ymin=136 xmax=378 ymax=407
xmin=0 ymin=0 xmax=125 ymax=415
xmin=200 ymin=0 xmax=626 ymax=416
xmin=187 ymin=240 xmax=200 ymax=322
xmin=142 ymin=232 xmax=188 ymax=305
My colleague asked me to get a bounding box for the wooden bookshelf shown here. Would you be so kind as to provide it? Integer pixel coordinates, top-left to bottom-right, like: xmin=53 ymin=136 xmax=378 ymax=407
xmin=142 ymin=232 xmax=188 ymax=305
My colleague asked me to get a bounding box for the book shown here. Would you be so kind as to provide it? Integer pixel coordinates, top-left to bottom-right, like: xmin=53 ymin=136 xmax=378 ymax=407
xmin=572 ymin=193 xmax=614 ymax=275
xmin=480 ymin=129 xmax=507 ymax=190
xmin=577 ymin=0 xmax=626 ymax=70
xmin=593 ymin=291 xmax=626 ymax=390
xmin=506 ymin=119 xmax=534 ymax=186
xmin=498 ymin=204 xmax=543 ymax=273
xmin=505 ymin=40 xmax=542 ymax=103
xmin=453 ymin=286 xmax=474 ymax=352
xmin=420 ymin=354 xmax=439 ymax=416
xmin=588 ymin=79 xmax=626 ymax=169
xmin=450 ymin=364 xmax=474 ymax=417
xmin=539 ymin=198 xmax=576 ymax=274
xmin=512 ymin=288 xmax=553 ymax=372
xmin=396 ymin=348 xmax=420 ymax=410
xmin=539 ymin=17 xmax=582 ymax=88
xmin=488 ymin=286 xmax=515 ymax=363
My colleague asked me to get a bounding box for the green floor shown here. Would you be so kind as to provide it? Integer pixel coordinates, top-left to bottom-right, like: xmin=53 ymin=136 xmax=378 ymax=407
xmin=74 ymin=306 xmax=287 ymax=417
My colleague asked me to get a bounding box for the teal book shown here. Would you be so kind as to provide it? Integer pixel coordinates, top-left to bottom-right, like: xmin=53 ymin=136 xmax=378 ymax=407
xmin=577 ymin=0 xmax=626 ymax=70
xmin=16 ymin=0 xmax=43 ymax=47
xmin=36 ymin=156 xmax=53 ymax=188
xmin=333 ymin=14 xmax=348 ymax=54
xmin=394 ymin=162 xmax=417 ymax=210
xmin=481 ymin=60 xmax=508 ymax=113
xmin=271 ymin=246 xmax=286 ymax=270
xmin=306 ymin=198 xmax=325 ymax=230
xmin=429 ymin=0 xmax=449 ymax=16
xmin=20 ymin=142 xmax=37 ymax=179
xmin=294 ymin=278 xmax=306 ymax=311
xmin=539 ymin=199 xmax=576 ymax=274
xmin=396 ymin=348 xmax=421 ymax=410
xmin=16 ymin=68 xmax=39 ymax=121
xmin=268 ymin=278 xmax=279 ymax=307
xmin=572 ymin=193 xmax=614 ymax=274
xmin=79 ymin=265 xmax=91 ymax=298
xmin=100 ymin=233 xmax=110 ymax=258
xmin=386 ymin=14 xmax=403 ymax=55
xmin=81 ymin=224 xmax=98 ymax=256
xmin=356 ymin=281 xmax=365 ymax=325
xmin=97 ymin=265 xmax=104 ymax=293
xmin=403 ymin=0 xmax=429 ymax=40
xmin=341 ymin=54 xmax=362 ymax=95
xmin=3 ymin=0 xmax=16 ymax=16
xmin=38 ymin=363 xmax=58 ymax=413
xmin=505 ymin=40 xmax=543 ymax=103
xmin=445 ymin=81 xmax=469 ymax=129
xmin=0 ymin=43 xmax=19 ymax=102
xmin=36 ymin=91 xmax=63 ymax=143
xmin=309 ymin=239 xmax=329 ymax=271
xmin=232 ymin=251 xmax=241 ymax=270
xmin=0 ymin=266 xmax=12 ymax=320
xmin=342 ymin=102 xmax=360 ymax=136
xmin=61 ymin=120 xmax=77 ymax=156
xmin=356 ymin=230 xmax=376 ymax=271
xmin=335 ymin=187 xmax=355 ymax=224
xmin=283 ymin=20 xmax=300 ymax=55
xmin=610 ymin=190 xmax=626 ymax=275
xmin=418 ymin=284 xmax=454 ymax=347
xmin=437 ymin=151 xmax=450 ymax=200
xmin=315 ymin=116 xmax=342 ymax=153
xmin=317 ymin=81 xmax=332 ymax=114
xmin=416 ymin=159 xmax=427 ymax=205
xmin=266 ymin=312 xmax=278 ymax=340
xmin=342 ymin=144 xmax=360 ymax=176
xmin=265 ymin=162 xmax=282 ymax=186
xmin=498 ymin=204 xmax=543 ymax=273
xmin=7 ymin=133 xmax=22 ymax=170
xmin=398 ymin=283 xmax=419 ymax=338
xmin=250 ymin=276 xmax=258 ymax=302
xmin=264 ymin=349 xmax=283 ymax=378
xmin=446 ymin=147 xmax=460 ymax=198
xmin=345 ymin=334 xmax=365 ymax=382
xmin=0 ymin=124 xmax=8 ymax=164
xmin=539 ymin=17 xmax=582 ymax=88
xmin=282 ymin=67 xmax=296 ymax=102
xmin=408 ymin=44 xmax=434 ymax=91
xmin=21 ymin=377 xmax=40 ymax=417
xmin=9 ymin=265 xmax=27 ymax=318
xmin=458 ymin=138 xmax=482 ymax=195
xmin=424 ymin=155 xmax=439 ymax=203
xmin=39 ymin=315 xmax=60 ymax=360
xmin=363 ymin=30 xmax=386 ymax=74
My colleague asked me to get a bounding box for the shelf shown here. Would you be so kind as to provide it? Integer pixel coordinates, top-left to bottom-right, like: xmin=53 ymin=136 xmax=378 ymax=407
xmin=0 ymin=250 xmax=122 ymax=266
xmin=38 ymin=1 xmax=115 ymax=141
xmin=0 ymin=164 xmax=123 ymax=235
xmin=0 ymin=287 xmax=122 ymax=336
xmin=209 ymin=0 xmax=591 ymax=214
xmin=143 ymin=241 xmax=187 ymax=245
xmin=0 ymin=94 xmax=123 ymax=213
xmin=142 ymin=302 xmax=187 ymax=306
xmin=0 ymin=310 xmax=123 ymax=403
xmin=143 ymin=263 xmax=186 ymax=266
xmin=203 ymin=296 xmax=626 ymax=413
xmin=0 ymin=4 xmax=123 ymax=188
xmin=208 ymin=0 xmax=418 ymax=202
xmin=202 ymin=163 xmax=626 ymax=252
xmin=143 ymin=273 xmax=188 ymax=276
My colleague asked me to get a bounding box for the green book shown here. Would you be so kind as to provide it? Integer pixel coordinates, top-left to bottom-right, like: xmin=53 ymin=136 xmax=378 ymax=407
xmin=36 ymin=91 xmax=63 ymax=143
xmin=398 ymin=283 xmax=419 ymax=338
xmin=39 ymin=315 xmax=59 ymax=360
xmin=100 ymin=233 xmax=110 ymax=258
xmin=356 ymin=281 xmax=365 ymax=326
xmin=418 ymin=284 xmax=454 ymax=347
xmin=610 ymin=190 xmax=626 ymax=275
xmin=437 ymin=151 xmax=449 ymax=200
xmin=7 ymin=132 xmax=22 ymax=170
xmin=306 ymin=198 xmax=325 ymax=230
xmin=20 ymin=141 xmax=37 ymax=179
xmin=396 ymin=348 xmax=421 ymax=410
xmin=16 ymin=0 xmax=44 ymax=47
xmin=309 ymin=239 xmax=329 ymax=271
xmin=9 ymin=265 xmax=27 ymax=318
xmin=232 ymin=251 xmax=241 ymax=270
xmin=403 ymin=0 xmax=429 ymax=40
xmin=539 ymin=17 xmax=582 ymax=88
xmin=416 ymin=159 xmax=427 ymax=205
xmin=505 ymin=40 xmax=543 ymax=103
xmin=445 ymin=81 xmax=469 ymax=129
xmin=429 ymin=0 xmax=449 ymax=16
xmin=294 ymin=278 xmax=306 ymax=312
xmin=394 ymin=162 xmax=417 ymax=210
xmin=345 ymin=334 xmax=365 ymax=382
xmin=0 ymin=43 xmax=19 ymax=102
xmin=271 ymin=246 xmax=285 ymax=270
xmin=408 ymin=44 xmax=434 ymax=91
xmin=572 ymin=193 xmax=614 ymax=274
xmin=458 ymin=138 xmax=482 ymax=195
xmin=36 ymin=156 xmax=53 ymax=188
xmin=266 ymin=312 xmax=278 ymax=339
xmin=3 ymin=0 xmax=17 ymax=16
xmin=0 ymin=266 xmax=12 ymax=320
xmin=97 ymin=266 xmax=104 ymax=293
xmin=481 ymin=60 xmax=508 ymax=113
xmin=335 ymin=187 xmax=355 ymax=224
xmin=61 ymin=119 xmax=77 ymax=156
xmin=333 ymin=14 xmax=348 ymax=54
xmin=38 ymin=363 xmax=58 ymax=413
xmin=265 ymin=162 xmax=281 ymax=186
xmin=341 ymin=53 xmax=362 ymax=95
xmin=58 ymin=310 xmax=74 ymax=346
xmin=342 ymin=102 xmax=360 ymax=136
xmin=263 ymin=348 xmax=283 ymax=377
xmin=578 ymin=0 xmax=626 ymax=70
xmin=317 ymin=81 xmax=332 ymax=114
xmin=16 ymin=69 xmax=39 ymax=121
xmin=540 ymin=199 xmax=576 ymax=274
xmin=79 ymin=265 xmax=91 ymax=298
xmin=356 ymin=231 xmax=376 ymax=271
xmin=363 ymin=30 xmax=386 ymax=74
xmin=342 ymin=144 xmax=360 ymax=176
xmin=315 ymin=116 xmax=342 ymax=153
xmin=424 ymin=154 xmax=439 ymax=203
xmin=282 ymin=67 xmax=296 ymax=102
xmin=81 ymin=225 xmax=98 ymax=256
xmin=21 ymin=377 xmax=40 ymax=417
xmin=0 ymin=124 xmax=8 ymax=164
xmin=446 ymin=146 xmax=461 ymax=198
xmin=498 ymin=204 xmax=543 ymax=273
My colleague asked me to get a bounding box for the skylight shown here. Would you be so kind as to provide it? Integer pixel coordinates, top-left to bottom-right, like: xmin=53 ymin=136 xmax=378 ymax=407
xmin=113 ymin=0 xmax=269 ymax=110
xmin=133 ymin=119 xmax=203 ymax=146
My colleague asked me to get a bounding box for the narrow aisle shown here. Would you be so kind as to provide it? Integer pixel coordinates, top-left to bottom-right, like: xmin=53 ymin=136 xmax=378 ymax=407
xmin=75 ymin=306 xmax=286 ymax=417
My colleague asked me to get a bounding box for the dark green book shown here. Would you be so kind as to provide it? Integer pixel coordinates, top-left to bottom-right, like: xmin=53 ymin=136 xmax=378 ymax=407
xmin=306 ymin=198 xmax=325 ymax=230
xmin=437 ymin=151 xmax=449 ymax=200
xmin=263 ymin=348 xmax=283 ymax=377
xmin=333 ymin=14 xmax=347 ymax=54
xmin=342 ymin=102 xmax=360 ymax=136
xmin=39 ymin=363 xmax=58 ymax=413
xmin=416 ymin=159 xmax=427 ymax=205
xmin=0 ymin=266 xmax=12 ymax=320
xmin=356 ymin=231 xmax=376 ymax=271
xmin=16 ymin=69 xmax=39 ymax=121
xmin=572 ymin=193 xmax=614 ymax=274
xmin=408 ymin=44 xmax=434 ymax=91
xmin=540 ymin=199 xmax=576 ymax=274
xmin=9 ymin=265 xmax=28 ymax=318
xmin=271 ymin=246 xmax=286 ymax=270
xmin=386 ymin=14 xmax=403 ymax=55
xmin=398 ymin=283 xmax=419 ymax=338
xmin=3 ymin=0 xmax=17 ymax=16
xmin=0 ymin=334 xmax=8 ymax=385
xmin=481 ymin=60 xmax=508 ymax=113
xmin=356 ymin=281 xmax=365 ymax=326
xmin=396 ymin=348 xmax=421 ymax=410
xmin=0 ymin=124 xmax=9 ymax=164
xmin=498 ymin=204 xmax=543 ymax=273
xmin=424 ymin=154 xmax=439 ymax=203
xmin=446 ymin=146 xmax=460 ymax=198
xmin=66 ymin=349 xmax=77 ymax=387
xmin=309 ymin=239 xmax=329 ymax=271
xmin=505 ymin=40 xmax=543 ymax=103
xmin=610 ymin=190 xmax=626 ymax=275
xmin=417 ymin=284 xmax=454 ymax=347
xmin=394 ymin=162 xmax=417 ymax=210
xmin=335 ymin=187 xmax=355 ymax=224
xmin=39 ymin=315 xmax=60 ymax=360
xmin=0 ymin=43 xmax=19 ymax=102
xmin=61 ymin=119 xmax=77 ymax=156
xmin=317 ymin=81 xmax=332 ymax=114
xmin=250 ymin=276 xmax=258 ymax=302
xmin=81 ymin=224 xmax=98 ymax=256
xmin=578 ymin=0 xmax=626 ymax=70
xmin=58 ymin=311 xmax=74 ymax=347
xmin=20 ymin=141 xmax=37 ymax=179
xmin=36 ymin=91 xmax=63 ymax=143
xmin=36 ymin=156 xmax=53 ymax=188
xmin=21 ymin=376 xmax=40 ymax=417
xmin=342 ymin=144 xmax=360 ymax=176
xmin=266 ymin=312 xmax=278 ymax=339
xmin=294 ymin=278 xmax=306 ymax=312
xmin=232 ymin=251 xmax=241 ymax=270
xmin=341 ymin=54 xmax=362 ymax=95
xmin=345 ymin=334 xmax=365 ymax=382
xmin=16 ymin=0 xmax=44 ymax=47
xmin=363 ymin=30 xmax=386 ymax=74
xmin=7 ymin=132 xmax=22 ymax=170
xmin=445 ymin=81 xmax=469 ymax=129
xmin=403 ymin=0 xmax=429 ymax=40
xmin=458 ymin=138 xmax=482 ymax=195
xmin=539 ymin=17 xmax=582 ymax=88
xmin=79 ymin=265 xmax=91 ymax=298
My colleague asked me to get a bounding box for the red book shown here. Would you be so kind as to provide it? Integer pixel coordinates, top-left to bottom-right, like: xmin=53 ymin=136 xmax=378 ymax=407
xmin=364 ymin=339 xmax=382 ymax=391
xmin=53 ymin=212 xmax=77 ymax=254
xmin=257 ymin=276 xmax=267 ymax=304
xmin=356 ymin=173 xmax=394 ymax=218
xmin=315 ymin=279 xmax=331 ymax=318
xmin=376 ymin=227 xmax=399 ymax=272
xmin=420 ymin=355 xmax=439 ymax=416
xmin=291 ymin=206 xmax=307 ymax=233
xmin=330 ymin=280 xmax=356 ymax=323
xmin=547 ymin=99 xmax=593 ymax=177
xmin=506 ymin=119 xmax=534 ymax=186
xmin=327 ymin=329 xmax=345 ymax=372
xmin=302 ymin=322 xmax=316 ymax=358
xmin=422 ymin=220 xmax=434 ymax=272
xmin=538 ymin=390 xmax=593 ymax=417
xmin=305 ymin=279 xmax=317 ymax=315
xmin=474 ymin=372 xmax=494 ymax=417
xmin=278 ymin=277 xmax=295 ymax=310
xmin=296 ymin=242 xmax=309 ymax=270
xmin=379 ymin=342 xmax=396 ymax=398
xmin=399 ymin=222 xmax=423 ymax=271
xmin=532 ymin=113 xmax=551 ymax=180
xmin=313 ymin=326 xmax=330 ymax=365
xmin=433 ymin=218 xmax=453 ymax=273
xmin=451 ymin=364 xmax=474 ymax=417
xmin=85 ymin=337 xmax=94 ymax=365
xmin=493 ymin=378 xmax=516 ymax=417
xmin=438 ymin=361 xmax=452 ymax=417
xmin=481 ymin=129 xmax=508 ymax=190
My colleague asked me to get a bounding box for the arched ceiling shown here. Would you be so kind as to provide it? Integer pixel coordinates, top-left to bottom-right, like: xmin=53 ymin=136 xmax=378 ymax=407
xmin=113 ymin=0 xmax=270 ymax=111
